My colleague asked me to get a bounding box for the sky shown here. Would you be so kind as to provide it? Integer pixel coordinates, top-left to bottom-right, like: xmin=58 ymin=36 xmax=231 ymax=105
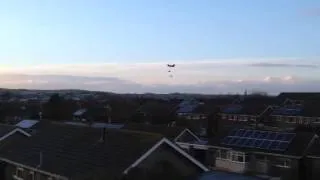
xmin=0 ymin=0 xmax=320 ymax=94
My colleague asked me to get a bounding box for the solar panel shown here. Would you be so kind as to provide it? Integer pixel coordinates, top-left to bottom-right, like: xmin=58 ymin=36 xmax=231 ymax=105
xmin=242 ymin=139 xmax=254 ymax=147
xmin=269 ymin=141 xmax=280 ymax=150
xmin=258 ymin=131 xmax=268 ymax=139
xmin=267 ymin=132 xmax=277 ymax=140
xmin=252 ymin=131 xmax=261 ymax=138
xmin=243 ymin=130 xmax=254 ymax=138
xmin=229 ymin=129 xmax=238 ymax=136
xmin=221 ymin=137 xmax=232 ymax=145
xmin=235 ymin=138 xmax=246 ymax=146
xmin=259 ymin=140 xmax=272 ymax=149
xmin=222 ymin=129 xmax=296 ymax=151
xmin=229 ymin=137 xmax=239 ymax=145
xmin=253 ymin=139 xmax=263 ymax=147
xmin=276 ymin=142 xmax=290 ymax=151
xmin=236 ymin=129 xmax=246 ymax=136
xmin=283 ymin=133 xmax=295 ymax=142
xmin=275 ymin=133 xmax=285 ymax=141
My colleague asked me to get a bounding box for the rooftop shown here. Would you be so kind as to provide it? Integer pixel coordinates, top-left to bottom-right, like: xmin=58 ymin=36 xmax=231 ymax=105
xmin=0 ymin=123 xmax=163 ymax=179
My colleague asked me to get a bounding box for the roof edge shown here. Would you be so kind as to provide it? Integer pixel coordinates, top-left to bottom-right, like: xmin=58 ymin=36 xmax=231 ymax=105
xmin=123 ymin=137 xmax=209 ymax=174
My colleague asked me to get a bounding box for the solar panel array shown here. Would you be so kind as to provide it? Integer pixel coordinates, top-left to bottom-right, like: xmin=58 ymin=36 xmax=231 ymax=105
xmin=271 ymin=107 xmax=302 ymax=116
xmin=177 ymin=104 xmax=198 ymax=113
xmin=221 ymin=129 xmax=296 ymax=152
xmin=222 ymin=105 xmax=243 ymax=114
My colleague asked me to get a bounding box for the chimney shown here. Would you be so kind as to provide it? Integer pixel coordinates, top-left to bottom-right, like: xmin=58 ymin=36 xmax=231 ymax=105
xmin=36 ymin=152 xmax=43 ymax=168
xmin=207 ymin=107 xmax=220 ymax=138
xmin=100 ymin=128 xmax=106 ymax=142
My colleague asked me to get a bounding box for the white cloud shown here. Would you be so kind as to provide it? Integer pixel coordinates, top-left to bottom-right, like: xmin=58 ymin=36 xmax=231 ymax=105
xmin=0 ymin=58 xmax=319 ymax=94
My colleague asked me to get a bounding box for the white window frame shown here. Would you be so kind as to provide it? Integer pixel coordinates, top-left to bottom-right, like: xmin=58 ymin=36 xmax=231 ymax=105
xmin=239 ymin=115 xmax=248 ymax=122
xmin=229 ymin=151 xmax=246 ymax=163
xmin=221 ymin=114 xmax=227 ymax=120
xmin=13 ymin=167 xmax=24 ymax=180
xmin=216 ymin=149 xmax=228 ymax=160
xmin=216 ymin=150 xmax=246 ymax=163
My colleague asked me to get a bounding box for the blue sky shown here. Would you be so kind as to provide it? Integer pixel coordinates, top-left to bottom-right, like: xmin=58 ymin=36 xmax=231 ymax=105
xmin=0 ymin=0 xmax=320 ymax=93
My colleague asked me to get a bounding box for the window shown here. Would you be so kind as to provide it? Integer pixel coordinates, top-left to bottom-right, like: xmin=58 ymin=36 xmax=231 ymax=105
xmin=216 ymin=149 xmax=228 ymax=159
xmin=13 ymin=167 xmax=24 ymax=180
xmin=239 ymin=116 xmax=248 ymax=122
xmin=230 ymin=152 xmax=244 ymax=162
xmin=27 ymin=171 xmax=34 ymax=180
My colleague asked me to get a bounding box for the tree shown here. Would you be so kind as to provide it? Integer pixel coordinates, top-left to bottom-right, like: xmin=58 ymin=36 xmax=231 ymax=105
xmin=207 ymin=107 xmax=221 ymax=137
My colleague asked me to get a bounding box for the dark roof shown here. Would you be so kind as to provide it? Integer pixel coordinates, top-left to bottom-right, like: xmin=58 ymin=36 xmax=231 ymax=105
xmin=0 ymin=123 xmax=163 ymax=179
xmin=306 ymin=138 xmax=320 ymax=157
xmin=221 ymin=96 xmax=278 ymax=115
xmin=0 ymin=124 xmax=16 ymax=137
xmin=270 ymin=101 xmax=320 ymax=117
xmin=137 ymin=101 xmax=178 ymax=116
xmin=277 ymin=92 xmax=320 ymax=101
xmin=208 ymin=128 xmax=315 ymax=157
xmin=122 ymin=123 xmax=185 ymax=140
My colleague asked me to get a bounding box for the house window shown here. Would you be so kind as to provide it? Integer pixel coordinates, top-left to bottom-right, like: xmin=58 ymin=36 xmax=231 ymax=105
xmin=229 ymin=151 xmax=245 ymax=163
xmin=216 ymin=149 xmax=228 ymax=159
xmin=221 ymin=114 xmax=226 ymax=119
xmin=14 ymin=167 xmax=24 ymax=180
xmin=27 ymin=171 xmax=35 ymax=180
xmin=239 ymin=116 xmax=247 ymax=122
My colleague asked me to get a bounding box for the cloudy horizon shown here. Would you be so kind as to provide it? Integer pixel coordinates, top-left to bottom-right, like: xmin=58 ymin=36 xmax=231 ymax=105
xmin=1 ymin=1 xmax=320 ymax=94
xmin=1 ymin=58 xmax=320 ymax=94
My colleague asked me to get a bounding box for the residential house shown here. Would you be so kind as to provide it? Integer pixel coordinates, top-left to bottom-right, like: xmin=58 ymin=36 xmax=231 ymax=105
xmin=220 ymin=96 xmax=277 ymax=126
xmin=122 ymin=123 xmax=199 ymax=142
xmin=132 ymin=100 xmax=178 ymax=124
xmin=270 ymin=99 xmax=320 ymax=128
xmin=0 ymin=123 xmax=208 ymax=180
xmin=175 ymin=127 xmax=316 ymax=180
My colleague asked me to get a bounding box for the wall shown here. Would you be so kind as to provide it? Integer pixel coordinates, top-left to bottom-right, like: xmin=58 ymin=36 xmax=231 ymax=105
xmin=305 ymin=158 xmax=320 ymax=180
xmin=135 ymin=143 xmax=204 ymax=178
xmin=3 ymin=162 xmax=63 ymax=180
xmin=215 ymin=159 xmax=248 ymax=173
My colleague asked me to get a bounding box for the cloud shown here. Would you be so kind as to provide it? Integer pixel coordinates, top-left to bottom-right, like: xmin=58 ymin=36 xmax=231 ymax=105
xmin=0 ymin=74 xmax=319 ymax=95
xmin=249 ymin=62 xmax=318 ymax=68
xmin=0 ymin=58 xmax=319 ymax=94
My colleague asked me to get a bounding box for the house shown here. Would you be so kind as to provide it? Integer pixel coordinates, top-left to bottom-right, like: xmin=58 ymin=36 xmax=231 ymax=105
xmin=269 ymin=99 xmax=320 ymax=128
xmin=132 ymin=100 xmax=178 ymax=124
xmin=220 ymin=96 xmax=276 ymax=125
xmin=174 ymin=127 xmax=317 ymax=180
xmin=176 ymin=99 xmax=204 ymax=120
xmin=0 ymin=123 xmax=209 ymax=180
xmin=122 ymin=123 xmax=198 ymax=141
xmin=0 ymin=124 xmax=31 ymax=142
